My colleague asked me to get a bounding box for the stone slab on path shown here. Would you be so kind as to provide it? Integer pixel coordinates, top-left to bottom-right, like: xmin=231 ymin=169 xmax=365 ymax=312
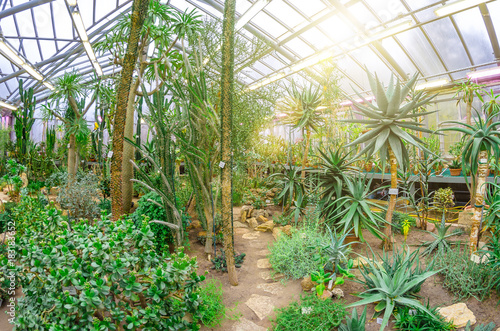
xmin=257 ymin=258 xmax=272 ymax=269
xmin=245 ymin=294 xmax=275 ymax=320
xmin=257 ymin=282 xmax=285 ymax=295
xmin=242 ymin=232 xmax=260 ymax=240
xmin=259 ymin=270 xmax=284 ymax=281
xmin=257 ymin=249 xmax=270 ymax=256
xmin=233 ymin=317 xmax=267 ymax=331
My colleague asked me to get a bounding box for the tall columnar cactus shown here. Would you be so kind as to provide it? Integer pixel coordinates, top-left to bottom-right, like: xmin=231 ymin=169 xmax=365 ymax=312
xmin=14 ymin=80 xmax=36 ymax=158
xmin=343 ymin=72 xmax=437 ymax=250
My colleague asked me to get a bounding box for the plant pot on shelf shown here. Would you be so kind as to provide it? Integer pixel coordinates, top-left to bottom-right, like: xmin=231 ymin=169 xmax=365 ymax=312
xmin=449 ymin=168 xmax=462 ymax=176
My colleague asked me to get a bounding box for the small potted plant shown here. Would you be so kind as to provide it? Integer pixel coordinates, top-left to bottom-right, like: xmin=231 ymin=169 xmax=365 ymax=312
xmin=448 ymin=159 xmax=462 ymax=176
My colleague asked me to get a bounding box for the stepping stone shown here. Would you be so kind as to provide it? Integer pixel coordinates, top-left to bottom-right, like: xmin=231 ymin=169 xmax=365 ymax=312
xmin=437 ymin=303 xmax=476 ymax=328
xmin=257 ymin=258 xmax=272 ymax=269
xmin=257 ymin=249 xmax=270 ymax=256
xmin=257 ymin=282 xmax=285 ymax=295
xmin=259 ymin=270 xmax=283 ymax=281
xmin=233 ymin=221 xmax=248 ymax=228
xmin=233 ymin=317 xmax=267 ymax=331
xmin=234 ymin=228 xmax=250 ymax=235
xmin=242 ymin=232 xmax=260 ymax=240
xmin=245 ymin=294 xmax=275 ymax=320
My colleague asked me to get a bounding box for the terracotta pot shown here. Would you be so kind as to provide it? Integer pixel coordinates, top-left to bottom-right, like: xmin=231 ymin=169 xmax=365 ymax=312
xmin=449 ymin=168 xmax=461 ymax=176
xmin=364 ymin=163 xmax=373 ymax=172
xmin=344 ymin=231 xmax=361 ymax=248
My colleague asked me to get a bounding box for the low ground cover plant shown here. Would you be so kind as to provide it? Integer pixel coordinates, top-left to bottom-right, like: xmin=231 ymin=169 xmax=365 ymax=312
xmin=196 ymin=279 xmax=225 ymax=327
xmin=435 ymin=245 xmax=497 ymax=301
xmin=270 ymin=294 xmax=346 ymax=331
xmin=394 ymin=302 xmax=455 ymax=331
xmin=268 ymin=224 xmax=327 ymax=279
xmin=3 ymin=200 xmax=205 ymax=330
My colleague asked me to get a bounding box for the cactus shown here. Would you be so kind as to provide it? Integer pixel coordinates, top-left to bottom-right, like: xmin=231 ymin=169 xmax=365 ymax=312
xmin=14 ymin=80 xmax=36 ymax=157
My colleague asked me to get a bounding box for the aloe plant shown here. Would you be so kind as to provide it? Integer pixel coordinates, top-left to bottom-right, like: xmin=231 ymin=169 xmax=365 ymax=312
xmin=343 ymin=72 xmax=437 ymax=249
xmin=420 ymin=223 xmax=463 ymax=256
xmin=339 ymin=307 xmax=366 ymax=331
xmin=440 ymin=110 xmax=500 ymax=252
xmin=350 ymin=247 xmax=440 ymax=331
xmin=278 ymin=81 xmax=325 ymax=178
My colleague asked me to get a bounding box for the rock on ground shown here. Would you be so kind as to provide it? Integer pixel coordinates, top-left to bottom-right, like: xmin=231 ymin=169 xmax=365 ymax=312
xmin=437 ymin=303 xmax=476 ymax=328
xmin=245 ymin=294 xmax=275 ymax=320
xmin=232 ymin=318 xmax=267 ymax=331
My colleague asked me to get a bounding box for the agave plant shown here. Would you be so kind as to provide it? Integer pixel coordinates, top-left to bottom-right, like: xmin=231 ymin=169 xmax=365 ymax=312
xmin=339 ymin=307 xmax=367 ymax=331
xmin=268 ymin=164 xmax=304 ymax=210
xmin=343 ymin=72 xmax=437 ymax=249
xmin=316 ymin=225 xmax=355 ymax=273
xmin=309 ymin=146 xmax=356 ymax=218
xmin=278 ymin=80 xmax=325 ymax=177
xmin=420 ymin=223 xmax=463 ymax=256
xmin=440 ymin=110 xmax=500 ymax=252
xmin=350 ymin=247 xmax=440 ymax=331
xmin=330 ymin=175 xmax=386 ymax=241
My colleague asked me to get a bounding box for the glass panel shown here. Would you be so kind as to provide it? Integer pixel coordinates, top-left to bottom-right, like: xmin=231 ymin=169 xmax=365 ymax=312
xmin=39 ymin=40 xmax=57 ymax=62
xmin=395 ymin=28 xmax=446 ymax=77
xmin=318 ymin=14 xmax=356 ymax=43
xmin=236 ymin=0 xmax=252 ymax=15
xmin=346 ymin=2 xmax=378 ymax=30
xmin=93 ymin=0 xmax=116 ymax=24
xmin=299 ymin=27 xmax=331 ymax=50
xmin=290 ymin=0 xmax=327 ymax=18
xmin=336 ymin=55 xmax=368 ymax=92
xmin=252 ymin=61 xmax=274 ymax=76
xmin=350 ymin=46 xmax=394 ymax=84
xmin=453 ymin=8 xmax=495 ymax=65
xmin=283 ymin=38 xmax=315 ymax=58
xmin=380 ymin=38 xmax=419 ymax=76
xmin=251 ymin=12 xmax=288 ymax=39
xmin=423 ymin=19 xmax=471 ymax=70
xmin=362 ymin=0 xmax=406 ymax=25
xmin=265 ymin=0 xmax=306 ymax=30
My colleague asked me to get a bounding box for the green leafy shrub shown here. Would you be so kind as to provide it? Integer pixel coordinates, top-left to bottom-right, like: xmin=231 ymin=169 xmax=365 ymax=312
xmin=197 ymin=279 xmax=225 ymax=327
xmin=98 ymin=198 xmax=111 ymax=215
xmin=211 ymin=249 xmax=245 ymax=272
xmin=11 ymin=195 xmax=49 ymax=237
xmin=378 ymin=210 xmax=416 ymax=235
xmin=57 ymin=172 xmax=100 ymax=220
xmin=133 ymin=191 xmax=175 ymax=254
xmin=394 ymin=303 xmax=455 ymax=331
xmin=271 ymin=294 xmax=346 ymax=331
xmin=4 ymin=203 xmax=205 ymax=330
xmin=175 ymin=176 xmax=193 ymax=208
xmin=268 ymin=225 xmax=327 ymax=279
xmin=435 ymin=245 xmax=496 ymax=301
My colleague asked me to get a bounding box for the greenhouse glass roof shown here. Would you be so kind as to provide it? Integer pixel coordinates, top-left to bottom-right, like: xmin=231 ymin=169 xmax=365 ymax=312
xmin=1 ymin=0 xmax=500 ymax=107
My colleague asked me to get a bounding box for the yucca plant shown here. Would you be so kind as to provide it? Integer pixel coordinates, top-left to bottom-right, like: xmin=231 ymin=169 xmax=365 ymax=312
xmin=342 ymin=72 xmax=437 ymax=249
xmin=440 ymin=110 xmax=500 ymax=252
xmin=278 ymin=81 xmax=325 ymax=177
xmin=350 ymin=247 xmax=440 ymax=331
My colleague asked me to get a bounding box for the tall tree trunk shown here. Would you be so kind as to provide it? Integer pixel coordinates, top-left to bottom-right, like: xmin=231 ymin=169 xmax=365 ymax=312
xmin=68 ymin=133 xmax=77 ymax=182
xmin=301 ymin=129 xmax=311 ymax=178
xmin=121 ymin=77 xmax=141 ymax=214
xmin=469 ymin=150 xmax=488 ymax=253
xmin=383 ymin=146 xmax=397 ymax=250
xmin=111 ymin=0 xmax=149 ymax=221
xmin=220 ymin=0 xmax=238 ymax=286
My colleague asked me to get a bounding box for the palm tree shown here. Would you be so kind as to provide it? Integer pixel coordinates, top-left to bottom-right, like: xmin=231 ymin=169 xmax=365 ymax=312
xmin=343 ymin=72 xmax=437 ymax=250
xmin=454 ymin=78 xmax=484 ymax=126
xmin=45 ymin=72 xmax=97 ymax=181
xmin=440 ymin=110 xmax=500 ymax=253
xmin=278 ymin=81 xmax=325 ymax=178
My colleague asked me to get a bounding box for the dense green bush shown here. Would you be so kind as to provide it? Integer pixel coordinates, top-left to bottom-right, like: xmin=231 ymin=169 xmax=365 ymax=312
xmin=132 ymin=191 xmax=175 ymax=254
xmin=268 ymin=225 xmax=327 ymax=279
xmin=271 ymin=294 xmax=346 ymax=331
xmin=3 ymin=202 xmax=205 ymax=330
xmin=435 ymin=245 xmax=496 ymax=301
xmin=196 ymin=279 xmax=225 ymax=327
xmin=394 ymin=303 xmax=455 ymax=331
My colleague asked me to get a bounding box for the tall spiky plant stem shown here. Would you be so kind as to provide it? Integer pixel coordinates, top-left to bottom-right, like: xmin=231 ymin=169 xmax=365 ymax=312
xmin=111 ymin=0 xmax=149 ymax=221
xmin=470 ymin=150 xmax=488 ymax=253
xmin=301 ymin=129 xmax=311 ymax=178
xmin=384 ymin=146 xmax=397 ymax=250
xmin=220 ymin=0 xmax=238 ymax=286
